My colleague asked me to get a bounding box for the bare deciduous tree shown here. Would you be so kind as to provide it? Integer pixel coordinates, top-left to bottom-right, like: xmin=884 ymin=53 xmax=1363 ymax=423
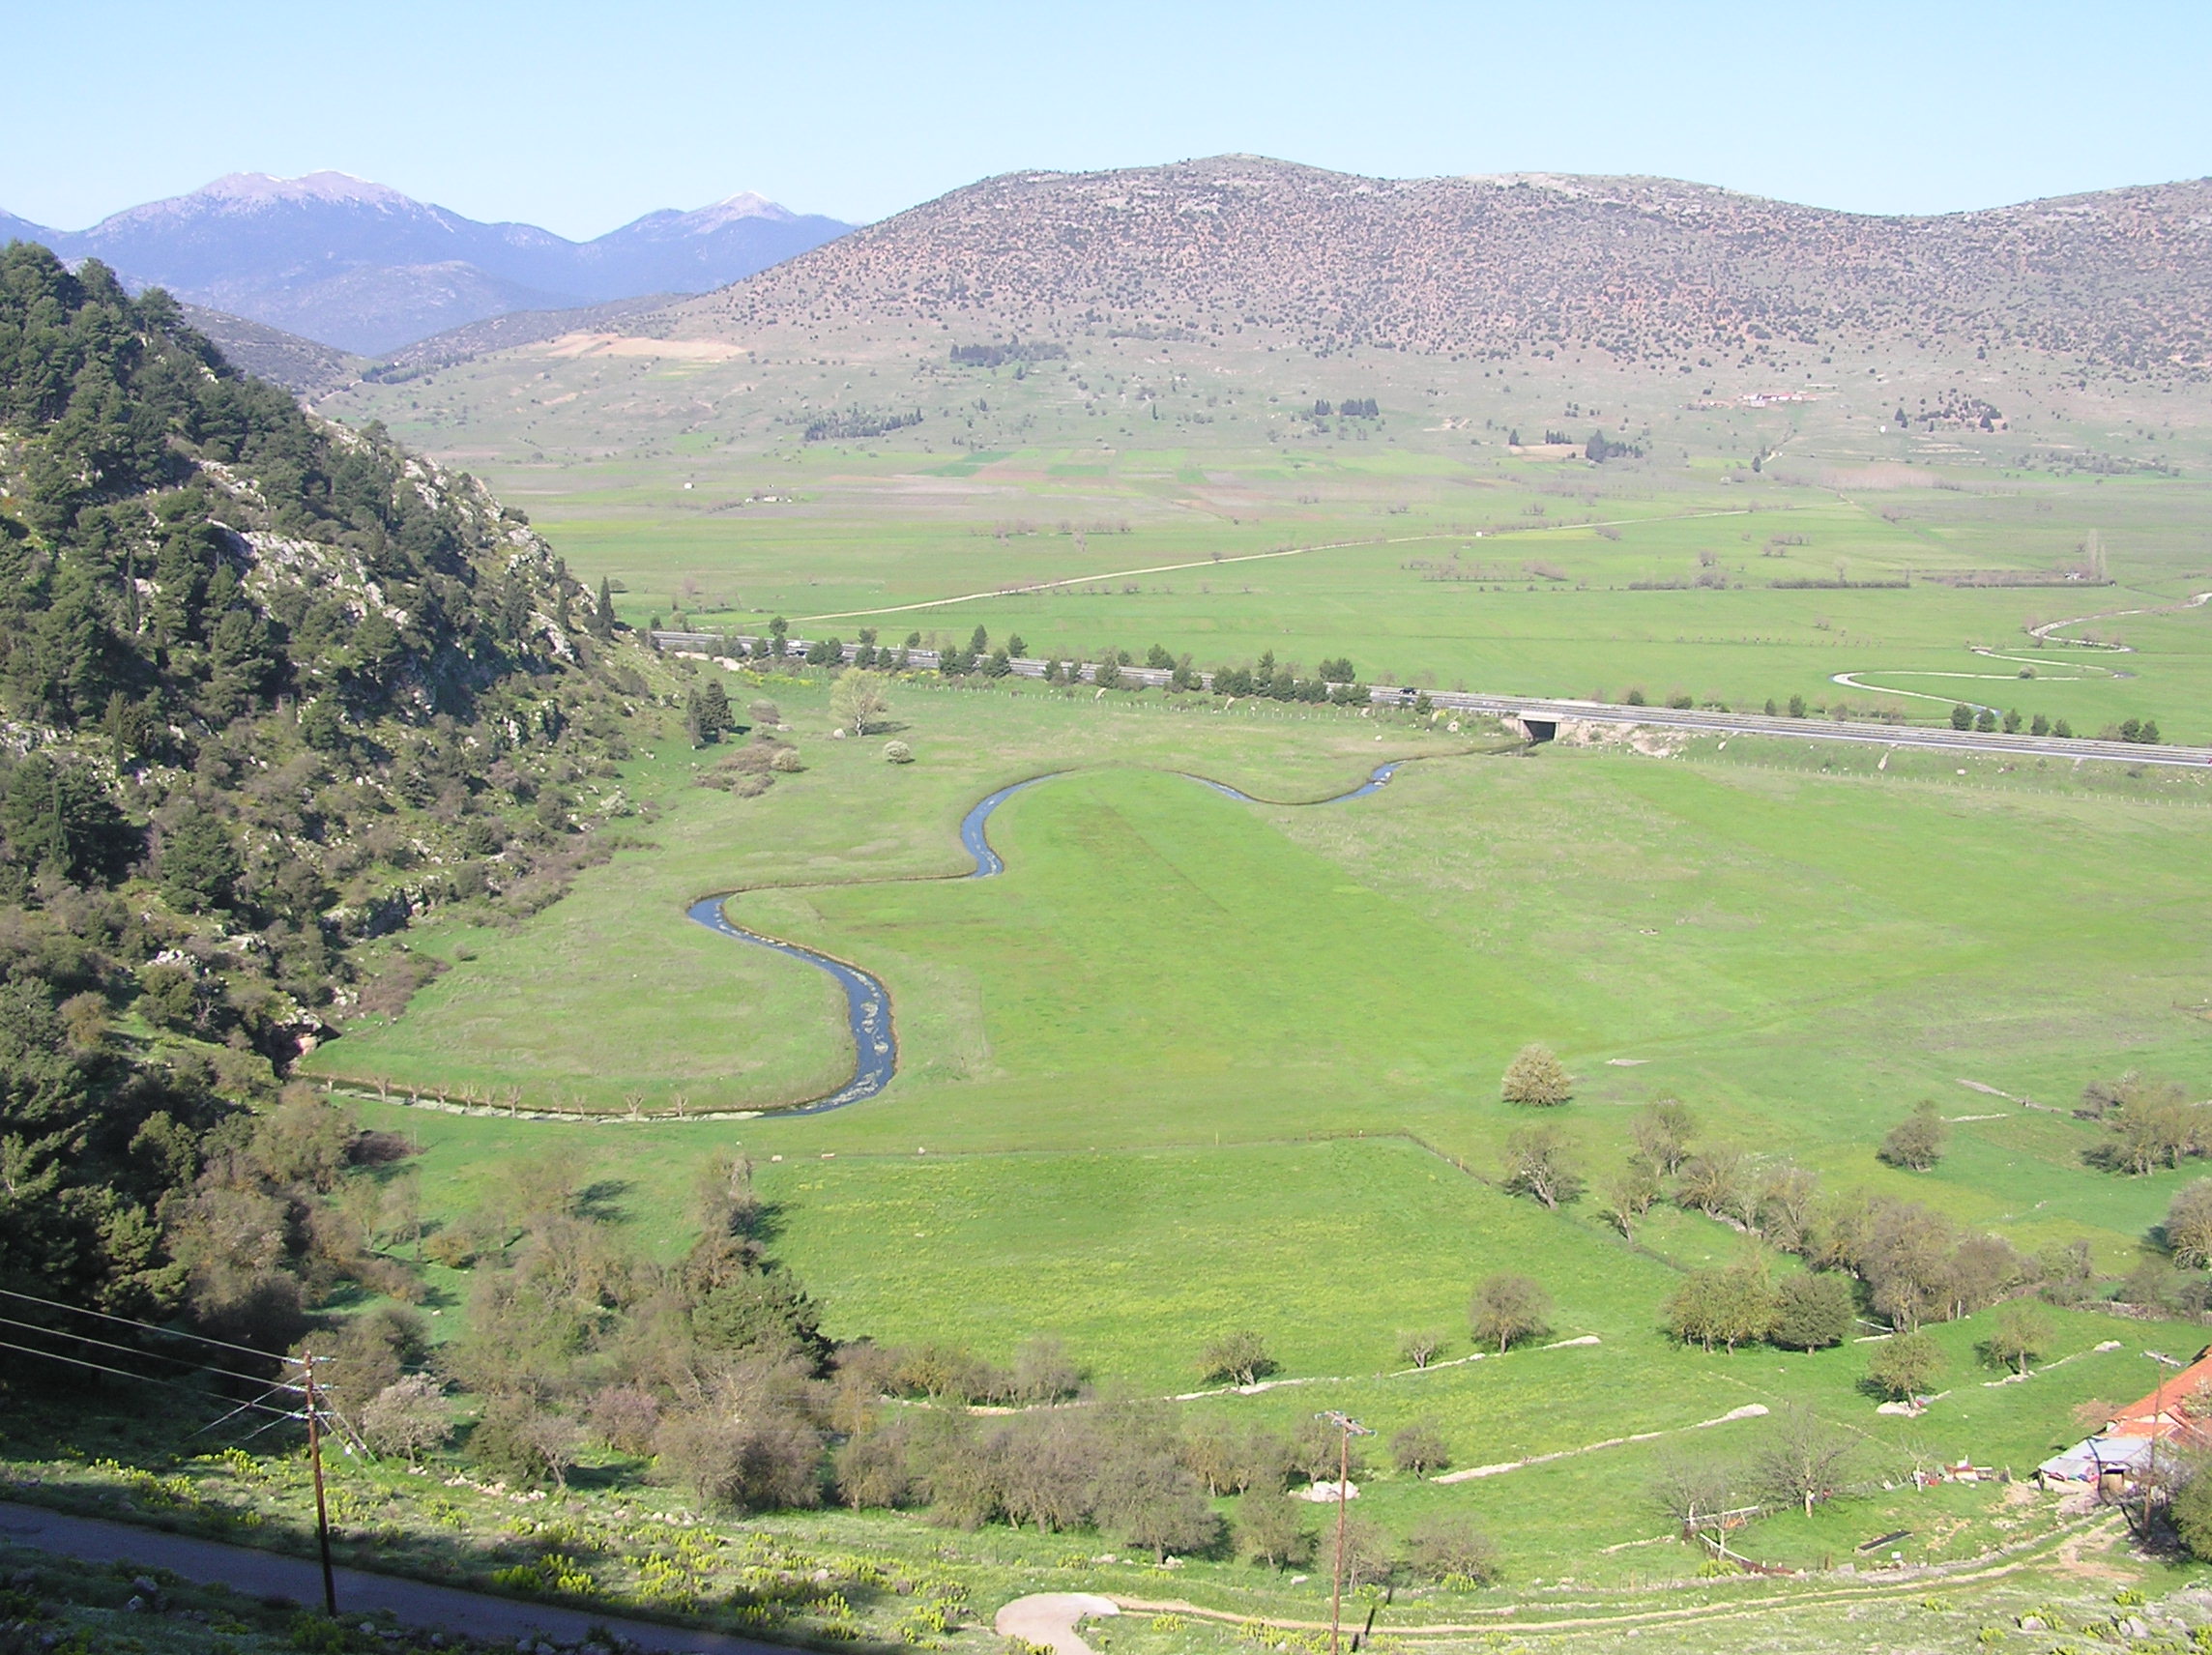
xmin=1501 ymin=1124 xmax=1583 ymax=1209
xmin=1754 ymin=1407 xmax=1857 ymax=1519
xmin=1631 ymin=1099 xmax=1696 ymax=1174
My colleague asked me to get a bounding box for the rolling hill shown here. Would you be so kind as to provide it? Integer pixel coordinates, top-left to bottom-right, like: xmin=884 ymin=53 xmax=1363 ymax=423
xmin=660 ymin=154 xmax=2212 ymax=372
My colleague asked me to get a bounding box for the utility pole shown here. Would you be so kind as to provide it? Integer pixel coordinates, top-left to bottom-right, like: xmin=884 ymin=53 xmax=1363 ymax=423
xmin=2143 ymin=1350 xmax=2183 ymax=1538
xmin=1316 ymin=1411 xmax=1374 ymax=1655
xmin=298 ymin=1354 xmax=338 ymax=1617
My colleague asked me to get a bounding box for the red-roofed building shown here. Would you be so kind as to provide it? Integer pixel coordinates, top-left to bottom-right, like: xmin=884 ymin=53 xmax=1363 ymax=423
xmin=2039 ymin=1345 xmax=2212 ymax=1485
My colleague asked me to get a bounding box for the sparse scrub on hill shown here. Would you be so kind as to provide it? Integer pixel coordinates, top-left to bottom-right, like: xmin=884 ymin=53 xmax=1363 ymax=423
xmin=0 ymin=244 xmax=651 ymax=1321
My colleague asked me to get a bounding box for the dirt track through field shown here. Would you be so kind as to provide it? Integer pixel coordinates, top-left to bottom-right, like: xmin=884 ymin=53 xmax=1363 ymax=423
xmin=790 ymin=511 xmax=1759 ymax=626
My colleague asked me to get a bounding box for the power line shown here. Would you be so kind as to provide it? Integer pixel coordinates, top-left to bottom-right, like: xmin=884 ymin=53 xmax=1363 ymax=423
xmin=0 ymin=1285 xmax=286 ymax=1362
xmin=189 ymin=1383 xmax=299 ymax=1440
xmin=0 ymin=1312 xmax=287 ymax=1392
xmin=0 ymin=1335 xmax=299 ymax=1422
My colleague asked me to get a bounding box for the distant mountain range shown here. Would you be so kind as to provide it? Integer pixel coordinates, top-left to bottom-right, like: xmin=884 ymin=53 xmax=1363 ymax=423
xmin=0 ymin=172 xmax=853 ymax=354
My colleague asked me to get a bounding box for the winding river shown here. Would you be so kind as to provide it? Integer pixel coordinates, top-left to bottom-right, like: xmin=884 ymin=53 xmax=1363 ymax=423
xmin=687 ymin=761 xmax=1407 ymax=1114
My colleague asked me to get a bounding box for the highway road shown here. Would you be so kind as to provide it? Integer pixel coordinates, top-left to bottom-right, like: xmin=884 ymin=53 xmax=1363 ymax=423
xmin=652 ymin=633 xmax=2211 ymax=770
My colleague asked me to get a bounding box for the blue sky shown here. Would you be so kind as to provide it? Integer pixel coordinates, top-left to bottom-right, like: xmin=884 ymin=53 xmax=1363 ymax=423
xmin=11 ymin=1 xmax=2210 ymax=236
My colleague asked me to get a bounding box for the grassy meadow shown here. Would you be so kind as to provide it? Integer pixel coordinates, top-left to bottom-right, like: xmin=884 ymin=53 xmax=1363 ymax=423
xmin=274 ymin=658 xmax=2212 ymax=1628
xmin=162 ymin=323 xmax=2212 ymax=1644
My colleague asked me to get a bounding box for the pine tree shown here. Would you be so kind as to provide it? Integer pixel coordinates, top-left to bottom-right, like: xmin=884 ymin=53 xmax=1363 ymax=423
xmin=697 ymin=678 xmax=732 ymax=741
xmin=593 ymin=577 xmax=616 ymax=639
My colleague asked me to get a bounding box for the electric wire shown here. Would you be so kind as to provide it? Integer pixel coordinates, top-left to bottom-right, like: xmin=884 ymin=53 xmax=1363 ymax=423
xmin=0 ymin=1285 xmax=292 ymax=1362
xmin=0 ymin=1334 xmax=300 ymax=1421
xmin=0 ymin=1311 xmax=289 ymax=1392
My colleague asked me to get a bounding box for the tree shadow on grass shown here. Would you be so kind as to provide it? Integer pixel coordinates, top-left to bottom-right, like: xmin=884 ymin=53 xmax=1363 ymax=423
xmin=574 ymin=1179 xmax=631 ymax=1224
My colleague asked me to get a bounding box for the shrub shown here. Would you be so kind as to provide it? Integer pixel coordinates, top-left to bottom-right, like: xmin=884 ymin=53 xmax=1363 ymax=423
xmin=1878 ymin=1101 xmax=1948 ymax=1171
xmin=361 ymin=1375 xmax=451 ymax=1464
xmin=1333 ymin=1512 xmax=1395 ymax=1588
xmin=1470 ymin=1273 xmax=1552 ymax=1352
xmin=1770 ymin=1272 xmax=1855 ymax=1351
xmin=1092 ymin=1450 xmax=1220 ymax=1561
xmin=1397 ymin=1329 xmax=1447 ymax=1369
xmin=1500 ymin=1043 xmax=1572 ymax=1105
xmin=1200 ymin=1329 xmax=1276 ymax=1387
xmin=1291 ymin=1416 xmax=1369 ymax=1483
xmin=1667 ymin=1265 xmax=1773 ymax=1353
xmin=691 ymin=1270 xmax=830 ymax=1369
xmin=468 ymin=1396 xmax=581 ymax=1489
xmin=1865 ymin=1329 xmax=1941 ymax=1400
xmin=1983 ymin=1300 xmax=2051 ymax=1376
xmin=1404 ymin=1513 xmax=1499 ymax=1585
xmin=1237 ymin=1489 xmax=1314 ymax=1567
xmin=833 ymin=1420 xmax=916 ymax=1511
xmin=588 ymin=1383 xmax=660 ymax=1454
xmin=1631 ymin=1099 xmax=1696 ymax=1173
xmin=1500 ymin=1123 xmax=1583 ymax=1208
xmin=655 ymin=1404 xmax=824 ymax=1513
xmin=1010 ymin=1334 xmax=1082 ymax=1403
xmin=770 ymin=747 xmax=804 ymax=772
xmin=2168 ymin=1180 xmax=2212 ymax=1268
xmin=1390 ymin=1420 xmax=1451 ymax=1474
xmin=1650 ymin=1451 xmax=1734 ymax=1533
xmin=883 ymin=740 xmax=914 ymax=764
xmin=830 ymin=668 xmax=891 ymax=735
xmin=2170 ymin=1466 xmax=2212 ymax=1560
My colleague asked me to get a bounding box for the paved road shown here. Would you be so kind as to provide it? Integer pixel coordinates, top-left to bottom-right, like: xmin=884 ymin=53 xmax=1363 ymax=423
xmin=654 ymin=633 xmax=2212 ymax=769
xmin=0 ymin=1499 xmax=789 ymax=1654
